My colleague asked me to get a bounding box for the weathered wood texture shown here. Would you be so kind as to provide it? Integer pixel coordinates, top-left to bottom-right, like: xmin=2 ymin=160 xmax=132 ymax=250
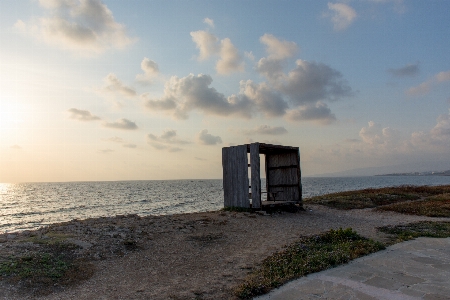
xmin=222 ymin=145 xmax=249 ymax=208
xmin=250 ymin=143 xmax=261 ymax=209
xmin=223 ymin=142 xmax=301 ymax=208
xmin=266 ymin=151 xmax=301 ymax=203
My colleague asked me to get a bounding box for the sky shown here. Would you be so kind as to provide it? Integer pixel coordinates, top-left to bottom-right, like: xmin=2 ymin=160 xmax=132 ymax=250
xmin=0 ymin=0 xmax=449 ymax=183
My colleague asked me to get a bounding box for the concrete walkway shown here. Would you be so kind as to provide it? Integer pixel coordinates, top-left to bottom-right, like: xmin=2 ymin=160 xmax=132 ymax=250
xmin=255 ymin=237 xmax=450 ymax=300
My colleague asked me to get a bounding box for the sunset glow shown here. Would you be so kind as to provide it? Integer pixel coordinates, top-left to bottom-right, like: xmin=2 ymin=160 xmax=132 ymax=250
xmin=1 ymin=0 xmax=449 ymax=183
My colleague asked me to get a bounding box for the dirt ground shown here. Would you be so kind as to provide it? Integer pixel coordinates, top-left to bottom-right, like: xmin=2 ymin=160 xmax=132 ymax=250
xmin=1 ymin=204 xmax=447 ymax=300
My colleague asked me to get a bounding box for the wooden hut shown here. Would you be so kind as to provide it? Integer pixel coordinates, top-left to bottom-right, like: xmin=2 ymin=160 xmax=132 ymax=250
xmin=222 ymin=142 xmax=302 ymax=209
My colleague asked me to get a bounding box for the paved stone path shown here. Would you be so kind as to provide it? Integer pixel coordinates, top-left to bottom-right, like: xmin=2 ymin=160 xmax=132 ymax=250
xmin=255 ymin=237 xmax=450 ymax=300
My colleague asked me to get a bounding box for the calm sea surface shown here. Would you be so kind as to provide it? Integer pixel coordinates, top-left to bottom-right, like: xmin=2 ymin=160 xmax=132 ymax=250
xmin=2 ymin=176 xmax=450 ymax=233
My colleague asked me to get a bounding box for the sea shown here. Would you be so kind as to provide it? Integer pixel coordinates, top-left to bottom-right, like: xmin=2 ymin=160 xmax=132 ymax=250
xmin=2 ymin=176 xmax=450 ymax=234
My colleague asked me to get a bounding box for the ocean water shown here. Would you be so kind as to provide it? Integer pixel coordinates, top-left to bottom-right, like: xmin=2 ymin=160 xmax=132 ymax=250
xmin=2 ymin=176 xmax=450 ymax=233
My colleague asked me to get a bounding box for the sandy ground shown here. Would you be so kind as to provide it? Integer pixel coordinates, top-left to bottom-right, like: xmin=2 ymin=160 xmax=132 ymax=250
xmin=1 ymin=204 xmax=448 ymax=300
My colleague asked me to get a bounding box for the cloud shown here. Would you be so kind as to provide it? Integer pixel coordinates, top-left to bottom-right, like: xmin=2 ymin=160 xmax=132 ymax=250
xmin=145 ymin=34 xmax=352 ymax=124
xmin=406 ymin=70 xmax=450 ymax=96
xmin=143 ymin=73 xmax=252 ymax=119
xmin=13 ymin=19 xmax=27 ymax=32
xmin=216 ymin=38 xmax=244 ymax=75
xmin=286 ymin=102 xmax=336 ymax=125
xmin=260 ymin=34 xmax=298 ymax=60
xmin=197 ymin=129 xmax=222 ymax=145
xmin=326 ymin=2 xmax=357 ymax=31
xmin=203 ymin=17 xmax=214 ymax=28
xmin=147 ymin=129 xmax=190 ymax=145
xmin=103 ymin=118 xmax=138 ymax=130
xmin=123 ymin=143 xmax=137 ymax=148
xmin=99 ymin=149 xmax=114 ymax=154
xmin=68 ymin=108 xmax=101 ymax=121
xmin=239 ymin=80 xmax=288 ymax=117
xmin=243 ymin=125 xmax=288 ymax=135
xmin=147 ymin=129 xmax=189 ymax=151
xmin=190 ymin=30 xmax=244 ymax=74
xmin=10 ymin=144 xmax=22 ymax=150
xmin=430 ymin=110 xmax=450 ymax=141
xmin=136 ymin=57 xmax=159 ymax=83
xmin=190 ymin=30 xmax=219 ymax=61
xmin=358 ymin=121 xmax=403 ymax=150
xmin=103 ymin=73 xmax=136 ymax=98
xmin=388 ymin=63 xmax=419 ymax=77
xmin=281 ymin=60 xmax=353 ymax=105
xmin=104 ymin=136 xmax=124 ymax=143
xmin=24 ymin=0 xmax=135 ymax=55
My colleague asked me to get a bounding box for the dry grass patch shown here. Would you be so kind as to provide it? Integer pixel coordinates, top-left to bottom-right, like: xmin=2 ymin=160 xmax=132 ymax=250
xmin=304 ymin=185 xmax=450 ymax=213
xmin=377 ymin=193 xmax=450 ymax=217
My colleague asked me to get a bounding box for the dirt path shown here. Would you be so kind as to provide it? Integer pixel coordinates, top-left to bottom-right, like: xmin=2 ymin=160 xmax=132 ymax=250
xmin=1 ymin=205 xmax=447 ymax=300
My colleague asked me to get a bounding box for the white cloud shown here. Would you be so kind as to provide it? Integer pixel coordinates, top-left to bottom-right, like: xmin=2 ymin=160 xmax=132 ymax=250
xmin=190 ymin=30 xmax=219 ymax=61
xmin=203 ymin=17 xmax=214 ymax=28
xmin=144 ymin=34 xmax=351 ymax=125
xmin=143 ymin=73 xmax=252 ymax=119
xmin=136 ymin=58 xmax=159 ymax=83
xmin=68 ymin=108 xmax=101 ymax=121
xmin=327 ymin=2 xmax=357 ymax=31
xmin=103 ymin=73 xmax=136 ymax=98
xmin=190 ymin=30 xmax=244 ymax=74
xmin=239 ymin=80 xmax=288 ymax=117
xmin=406 ymin=70 xmax=450 ymax=96
xmin=260 ymin=34 xmax=298 ymax=60
xmin=103 ymin=118 xmax=138 ymax=130
xmin=243 ymin=125 xmax=288 ymax=135
xmin=197 ymin=129 xmax=222 ymax=145
xmin=13 ymin=19 xmax=27 ymax=32
xmin=216 ymin=38 xmax=244 ymax=75
xmin=23 ymin=0 xmax=135 ymax=55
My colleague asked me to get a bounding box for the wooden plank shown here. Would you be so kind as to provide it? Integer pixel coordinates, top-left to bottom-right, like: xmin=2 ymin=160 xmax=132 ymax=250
xmin=267 ymin=165 xmax=298 ymax=170
xmin=297 ymin=149 xmax=302 ymax=204
xmin=222 ymin=147 xmax=233 ymax=207
xmin=250 ymin=143 xmax=261 ymax=209
xmin=237 ymin=145 xmax=249 ymax=208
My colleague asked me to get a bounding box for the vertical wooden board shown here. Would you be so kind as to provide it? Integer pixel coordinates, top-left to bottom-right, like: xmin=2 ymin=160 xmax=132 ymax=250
xmin=265 ymin=154 xmax=271 ymax=200
xmin=297 ymin=149 xmax=302 ymax=203
xmin=238 ymin=145 xmax=249 ymax=208
xmin=250 ymin=143 xmax=261 ymax=209
xmin=222 ymin=147 xmax=232 ymax=207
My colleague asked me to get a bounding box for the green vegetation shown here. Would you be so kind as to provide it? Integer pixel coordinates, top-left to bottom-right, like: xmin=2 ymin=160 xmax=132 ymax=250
xmin=234 ymin=228 xmax=384 ymax=299
xmin=304 ymin=185 xmax=450 ymax=216
xmin=0 ymin=242 xmax=94 ymax=293
xmin=376 ymin=193 xmax=450 ymax=217
xmin=378 ymin=221 xmax=450 ymax=243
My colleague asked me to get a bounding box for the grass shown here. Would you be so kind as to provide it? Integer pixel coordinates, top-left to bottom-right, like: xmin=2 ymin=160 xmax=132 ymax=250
xmin=234 ymin=228 xmax=385 ymax=299
xmin=0 ymin=242 xmax=94 ymax=294
xmin=376 ymin=193 xmax=450 ymax=217
xmin=378 ymin=221 xmax=450 ymax=243
xmin=304 ymin=185 xmax=450 ymax=216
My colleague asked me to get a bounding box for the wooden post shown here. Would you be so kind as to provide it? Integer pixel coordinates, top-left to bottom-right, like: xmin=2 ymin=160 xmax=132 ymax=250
xmin=250 ymin=143 xmax=261 ymax=209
